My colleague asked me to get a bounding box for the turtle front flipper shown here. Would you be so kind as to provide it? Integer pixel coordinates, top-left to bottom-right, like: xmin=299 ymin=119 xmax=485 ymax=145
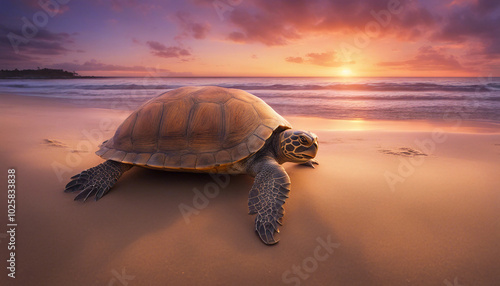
xmin=64 ymin=160 xmax=132 ymax=202
xmin=248 ymin=157 xmax=291 ymax=245
xmin=301 ymin=158 xmax=319 ymax=168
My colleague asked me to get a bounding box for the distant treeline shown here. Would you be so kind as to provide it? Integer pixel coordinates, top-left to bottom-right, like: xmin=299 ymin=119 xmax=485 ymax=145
xmin=0 ymin=68 xmax=86 ymax=79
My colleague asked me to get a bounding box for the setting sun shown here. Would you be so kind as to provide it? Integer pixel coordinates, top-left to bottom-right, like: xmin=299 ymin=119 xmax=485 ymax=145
xmin=340 ymin=68 xmax=353 ymax=76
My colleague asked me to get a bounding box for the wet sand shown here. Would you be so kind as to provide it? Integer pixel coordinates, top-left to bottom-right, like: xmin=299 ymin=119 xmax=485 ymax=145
xmin=1 ymin=93 xmax=500 ymax=285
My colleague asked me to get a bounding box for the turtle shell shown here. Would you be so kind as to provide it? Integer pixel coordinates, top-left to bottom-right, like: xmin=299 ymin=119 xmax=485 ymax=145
xmin=96 ymin=86 xmax=291 ymax=171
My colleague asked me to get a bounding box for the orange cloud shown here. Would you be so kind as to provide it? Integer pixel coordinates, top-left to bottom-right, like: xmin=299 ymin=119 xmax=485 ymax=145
xmin=378 ymin=46 xmax=464 ymax=71
xmin=286 ymin=51 xmax=351 ymax=67
xmin=224 ymin=0 xmax=436 ymax=46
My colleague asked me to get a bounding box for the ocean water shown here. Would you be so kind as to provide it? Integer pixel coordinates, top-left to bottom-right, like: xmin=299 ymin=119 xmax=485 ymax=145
xmin=1 ymin=77 xmax=499 ymax=122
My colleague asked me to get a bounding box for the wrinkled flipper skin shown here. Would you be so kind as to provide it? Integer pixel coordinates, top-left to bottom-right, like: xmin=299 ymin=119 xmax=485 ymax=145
xmin=248 ymin=157 xmax=291 ymax=245
xmin=64 ymin=160 xmax=132 ymax=202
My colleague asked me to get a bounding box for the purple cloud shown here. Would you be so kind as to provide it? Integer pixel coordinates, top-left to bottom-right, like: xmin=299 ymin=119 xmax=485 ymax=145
xmin=0 ymin=25 xmax=77 ymax=69
xmin=146 ymin=41 xmax=191 ymax=58
xmin=431 ymin=0 xmax=500 ymax=58
xmin=174 ymin=11 xmax=211 ymax=40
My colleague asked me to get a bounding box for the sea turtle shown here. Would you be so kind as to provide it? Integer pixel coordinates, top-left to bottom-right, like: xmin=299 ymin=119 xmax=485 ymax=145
xmin=64 ymin=86 xmax=319 ymax=244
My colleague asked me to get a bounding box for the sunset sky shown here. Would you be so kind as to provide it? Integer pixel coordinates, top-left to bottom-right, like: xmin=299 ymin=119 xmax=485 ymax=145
xmin=1 ymin=0 xmax=499 ymax=77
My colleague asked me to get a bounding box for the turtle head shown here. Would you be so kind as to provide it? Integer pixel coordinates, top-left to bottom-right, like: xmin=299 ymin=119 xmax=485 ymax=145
xmin=278 ymin=130 xmax=318 ymax=163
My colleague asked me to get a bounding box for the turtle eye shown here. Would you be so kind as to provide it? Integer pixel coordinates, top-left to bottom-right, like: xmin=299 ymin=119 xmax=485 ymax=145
xmin=299 ymin=136 xmax=308 ymax=144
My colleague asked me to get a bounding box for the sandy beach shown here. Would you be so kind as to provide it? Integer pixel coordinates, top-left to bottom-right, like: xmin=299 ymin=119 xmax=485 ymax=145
xmin=1 ymin=93 xmax=499 ymax=286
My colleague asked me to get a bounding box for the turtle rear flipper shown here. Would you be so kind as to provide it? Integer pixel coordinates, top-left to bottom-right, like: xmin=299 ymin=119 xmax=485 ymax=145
xmin=64 ymin=160 xmax=132 ymax=202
